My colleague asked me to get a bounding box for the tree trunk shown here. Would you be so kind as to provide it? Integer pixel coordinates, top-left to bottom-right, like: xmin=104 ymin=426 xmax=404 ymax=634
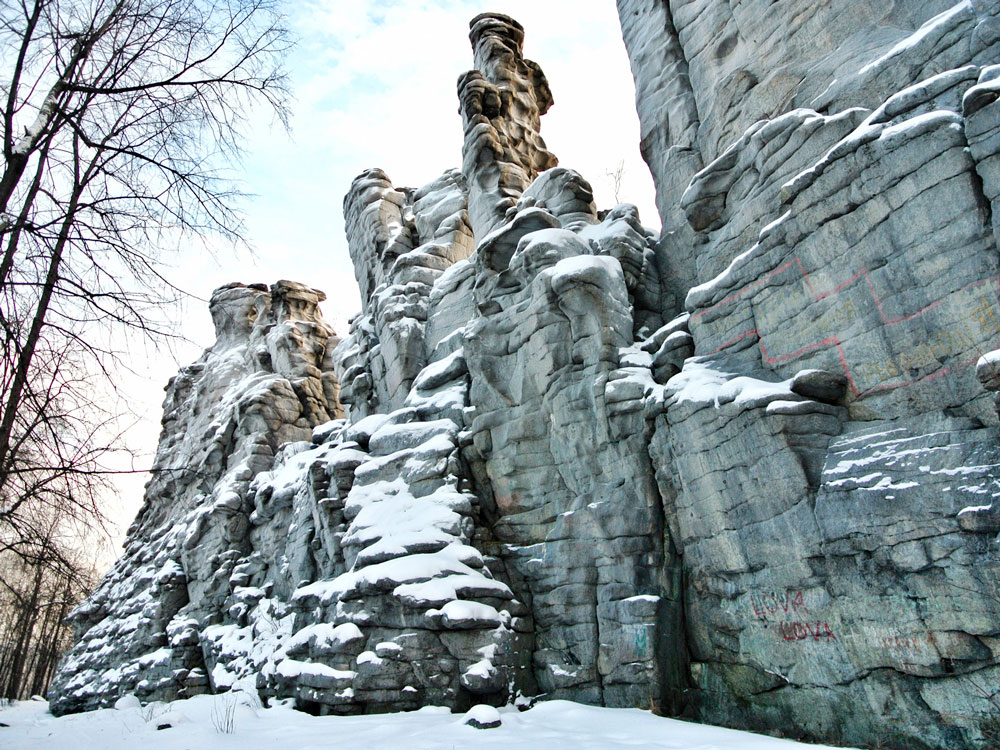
xmin=3 ymin=563 xmax=43 ymax=699
xmin=0 ymin=176 xmax=83 ymax=481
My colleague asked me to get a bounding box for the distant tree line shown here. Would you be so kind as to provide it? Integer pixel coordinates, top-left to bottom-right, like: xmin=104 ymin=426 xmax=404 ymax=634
xmin=0 ymin=531 xmax=97 ymax=701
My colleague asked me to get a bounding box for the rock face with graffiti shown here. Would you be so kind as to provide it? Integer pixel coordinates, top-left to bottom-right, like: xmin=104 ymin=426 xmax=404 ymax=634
xmin=49 ymin=4 xmax=1000 ymax=749
xmin=624 ymin=0 xmax=1000 ymax=746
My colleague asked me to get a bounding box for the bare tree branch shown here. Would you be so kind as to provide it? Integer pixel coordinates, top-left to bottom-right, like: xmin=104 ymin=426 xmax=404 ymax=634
xmin=0 ymin=0 xmax=291 ymax=698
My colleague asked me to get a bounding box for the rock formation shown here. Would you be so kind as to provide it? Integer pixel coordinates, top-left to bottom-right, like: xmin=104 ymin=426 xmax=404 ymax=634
xmin=459 ymin=13 xmax=558 ymax=238
xmin=48 ymin=281 xmax=341 ymax=712
xmin=49 ymin=6 xmax=1000 ymax=749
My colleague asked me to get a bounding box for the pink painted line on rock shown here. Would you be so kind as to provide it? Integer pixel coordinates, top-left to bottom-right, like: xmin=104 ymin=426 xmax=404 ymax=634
xmin=690 ymin=260 xmax=799 ymax=322
xmin=760 ymin=336 xmax=841 ymax=364
xmin=692 ymin=255 xmax=1000 ymax=397
xmin=859 ymin=356 xmax=981 ymax=396
xmin=760 ymin=336 xmax=861 ymax=397
xmin=801 ymin=261 xmax=868 ymax=302
xmin=835 ymin=342 xmax=860 ymax=397
xmin=706 ymin=329 xmax=760 ymax=355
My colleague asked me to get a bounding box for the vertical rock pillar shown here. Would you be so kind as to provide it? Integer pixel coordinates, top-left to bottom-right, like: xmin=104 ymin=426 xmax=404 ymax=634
xmin=458 ymin=13 xmax=558 ymax=238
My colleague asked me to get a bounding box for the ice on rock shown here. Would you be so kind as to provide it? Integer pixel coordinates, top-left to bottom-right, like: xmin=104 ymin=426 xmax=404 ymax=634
xmin=394 ymin=575 xmax=512 ymax=608
xmin=664 ymin=360 xmax=797 ymax=409
xmin=374 ymin=641 xmax=403 ymax=657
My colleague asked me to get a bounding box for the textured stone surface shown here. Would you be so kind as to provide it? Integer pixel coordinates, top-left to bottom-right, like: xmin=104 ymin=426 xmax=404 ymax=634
xmin=49 ymin=6 xmax=1000 ymax=749
xmin=459 ymin=13 xmax=558 ymax=238
xmin=618 ymin=0 xmax=999 ymax=311
xmin=463 ymin=216 xmax=680 ymax=709
xmin=48 ymin=281 xmax=342 ymax=714
xmin=619 ymin=1 xmax=1000 ymax=747
xmin=336 ymin=168 xmax=474 ymax=418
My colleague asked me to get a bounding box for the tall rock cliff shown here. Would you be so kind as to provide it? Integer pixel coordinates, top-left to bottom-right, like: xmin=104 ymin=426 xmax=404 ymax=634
xmin=617 ymin=1 xmax=1000 ymax=747
xmin=49 ymin=7 xmax=1000 ymax=749
xmin=48 ymin=281 xmax=342 ymax=713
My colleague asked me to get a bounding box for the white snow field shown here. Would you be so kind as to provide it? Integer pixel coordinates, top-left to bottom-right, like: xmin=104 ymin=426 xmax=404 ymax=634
xmin=1 ymin=694 xmax=856 ymax=749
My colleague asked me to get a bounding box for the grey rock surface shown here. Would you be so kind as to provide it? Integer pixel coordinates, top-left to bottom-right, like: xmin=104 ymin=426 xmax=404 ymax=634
xmin=49 ymin=6 xmax=1000 ymax=749
xmin=459 ymin=13 xmax=558 ymax=238
xmin=336 ymin=168 xmax=474 ymax=419
xmin=463 ymin=212 xmax=680 ymax=709
xmin=619 ymin=1 xmax=1000 ymax=746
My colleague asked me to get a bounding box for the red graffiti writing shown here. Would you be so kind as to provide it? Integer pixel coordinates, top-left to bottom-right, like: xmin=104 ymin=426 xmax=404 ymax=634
xmin=750 ymin=590 xmax=810 ymax=619
xmin=881 ymin=636 xmax=920 ymax=652
xmin=779 ymin=621 xmax=836 ymax=642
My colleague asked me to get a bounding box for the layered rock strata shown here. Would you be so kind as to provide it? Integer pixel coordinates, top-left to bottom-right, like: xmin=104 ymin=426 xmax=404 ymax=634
xmin=49 ymin=7 xmax=1000 ymax=749
xmin=337 ymin=167 xmax=474 ymax=417
xmin=618 ymin=1 xmax=1000 ymax=747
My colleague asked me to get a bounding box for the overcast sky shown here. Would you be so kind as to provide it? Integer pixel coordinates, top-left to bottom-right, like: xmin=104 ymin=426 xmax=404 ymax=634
xmin=105 ymin=1 xmax=658 ymax=552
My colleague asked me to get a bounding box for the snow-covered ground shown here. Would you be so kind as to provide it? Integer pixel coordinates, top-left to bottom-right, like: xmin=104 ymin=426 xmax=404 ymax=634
xmin=1 ymin=694 xmax=854 ymax=749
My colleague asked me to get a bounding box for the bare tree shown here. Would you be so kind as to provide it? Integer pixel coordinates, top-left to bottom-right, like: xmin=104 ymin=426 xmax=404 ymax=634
xmin=0 ymin=1 xmax=290 ymax=568
xmin=0 ymin=507 xmax=98 ymax=700
xmin=605 ymin=159 xmax=625 ymax=204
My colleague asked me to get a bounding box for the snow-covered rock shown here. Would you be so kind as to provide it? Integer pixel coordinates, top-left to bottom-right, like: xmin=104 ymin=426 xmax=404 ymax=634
xmin=619 ymin=1 xmax=1000 ymax=746
xmin=462 ymin=703 xmax=502 ymax=729
xmin=48 ymin=281 xmax=343 ymax=715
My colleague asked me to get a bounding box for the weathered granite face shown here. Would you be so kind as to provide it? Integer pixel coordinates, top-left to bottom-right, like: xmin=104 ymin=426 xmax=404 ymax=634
xmin=618 ymin=0 xmax=999 ymax=313
xmin=459 ymin=13 xmax=558 ymax=238
xmin=50 ymin=7 xmax=1000 ymax=749
xmin=336 ymin=168 xmax=474 ymax=418
xmin=462 ymin=212 xmax=683 ymax=710
xmin=49 ymin=13 xmax=672 ymax=720
xmin=47 ymin=281 xmax=342 ymax=714
xmin=618 ymin=1 xmax=1000 ymax=747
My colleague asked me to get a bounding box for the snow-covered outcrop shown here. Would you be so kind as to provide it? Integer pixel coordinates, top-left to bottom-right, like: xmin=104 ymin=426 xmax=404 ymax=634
xmin=48 ymin=281 xmax=342 ymax=714
xmin=49 ymin=7 xmax=1000 ymax=749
